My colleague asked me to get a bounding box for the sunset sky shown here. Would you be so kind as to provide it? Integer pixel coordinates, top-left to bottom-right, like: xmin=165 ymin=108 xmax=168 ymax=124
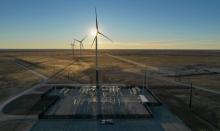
xmin=0 ymin=0 xmax=220 ymax=49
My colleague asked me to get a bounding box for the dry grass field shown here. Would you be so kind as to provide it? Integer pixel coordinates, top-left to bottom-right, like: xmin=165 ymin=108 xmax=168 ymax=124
xmin=106 ymin=50 xmax=220 ymax=91
xmin=0 ymin=56 xmax=41 ymax=103
xmin=0 ymin=49 xmax=220 ymax=131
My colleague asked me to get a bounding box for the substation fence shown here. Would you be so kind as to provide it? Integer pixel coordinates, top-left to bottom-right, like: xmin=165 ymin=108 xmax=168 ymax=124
xmin=37 ymin=85 xmax=161 ymax=120
xmin=39 ymin=114 xmax=153 ymax=120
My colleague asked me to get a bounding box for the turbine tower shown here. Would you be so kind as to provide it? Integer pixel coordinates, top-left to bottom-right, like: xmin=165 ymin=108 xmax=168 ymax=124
xmin=74 ymin=36 xmax=86 ymax=57
xmin=91 ymin=8 xmax=113 ymax=115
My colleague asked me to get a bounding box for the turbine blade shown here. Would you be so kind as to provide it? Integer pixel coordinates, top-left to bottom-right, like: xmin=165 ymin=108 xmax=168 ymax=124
xmin=91 ymin=36 xmax=96 ymax=47
xmin=74 ymin=39 xmax=81 ymax=43
xmin=98 ymin=32 xmax=113 ymax=42
xmin=81 ymin=36 xmax=87 ymax=42
xmin=95 ymin=8 xmax=99 ymax=31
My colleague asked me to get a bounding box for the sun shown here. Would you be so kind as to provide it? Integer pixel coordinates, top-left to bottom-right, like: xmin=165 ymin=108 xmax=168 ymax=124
xmin=91 ymin=28 xmax=97 ymax=37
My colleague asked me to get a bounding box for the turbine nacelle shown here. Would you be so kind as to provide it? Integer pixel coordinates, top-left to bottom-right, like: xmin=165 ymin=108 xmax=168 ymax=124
xmin=74 ymin=36 xmax=87 ymax=48
xmin=91 ymin=32 xmax=113 ymax=47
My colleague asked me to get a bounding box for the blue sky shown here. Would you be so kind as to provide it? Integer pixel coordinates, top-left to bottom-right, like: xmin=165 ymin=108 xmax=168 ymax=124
xmin=0 ymin=0 xmax=220 ymax=49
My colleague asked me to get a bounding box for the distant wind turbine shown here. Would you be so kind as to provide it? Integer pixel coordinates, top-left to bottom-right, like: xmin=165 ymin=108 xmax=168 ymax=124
xmin=70 ymin=40 xmax=75 ymax=59
xmin=74 ymin=36 xmax=87 ymax=57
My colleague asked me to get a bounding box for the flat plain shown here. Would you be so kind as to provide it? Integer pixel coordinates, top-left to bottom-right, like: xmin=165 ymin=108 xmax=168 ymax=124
xmin=0 ymin=49 xmax=220 ymax=131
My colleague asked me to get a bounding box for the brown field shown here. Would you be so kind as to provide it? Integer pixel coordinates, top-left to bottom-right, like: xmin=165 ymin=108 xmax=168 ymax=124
xmin=0 ymin=56 xmax=41 ymax=104
xmin=0 ymin=49 xmax=220 ymax=131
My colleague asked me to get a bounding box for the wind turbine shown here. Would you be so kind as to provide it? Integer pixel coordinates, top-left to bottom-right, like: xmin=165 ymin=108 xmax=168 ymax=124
xmin=91 ymin=8 xmax=113 ymax=115
xmin=70 ymin=40 xmax=75 ymax=59
xmin=74 ymin=36 xmax=87 ymax=57
xmin=91 ymin=8 xmax=113 ymax=89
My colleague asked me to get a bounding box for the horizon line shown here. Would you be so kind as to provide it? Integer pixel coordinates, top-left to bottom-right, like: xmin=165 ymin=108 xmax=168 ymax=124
xmin=0 ymin=48 xmax=220 ymax=51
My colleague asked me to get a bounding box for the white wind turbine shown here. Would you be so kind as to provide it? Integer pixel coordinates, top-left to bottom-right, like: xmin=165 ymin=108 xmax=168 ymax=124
xmin=91 ymin=8 xmax=113 ymax=115
xmin=74 ymin=36 xmax=87 ymax=57
xmin=91 ymin=8 xmax=113 ymax=88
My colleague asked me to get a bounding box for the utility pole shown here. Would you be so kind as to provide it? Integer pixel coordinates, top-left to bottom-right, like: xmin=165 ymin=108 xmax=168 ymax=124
xmin=71 ymin=45 xmax=74 ymax=60
xmin=174 ymin=70 xmax=177 ymax=81
xmin=189 ymin=82 xmax=193 ymax=110
xmin=80 ymin=43 xmax=82 ymax=57
xmin=147 ymin=71 xmax=150 ymax=89
xmin=143 ymin=70 xmax=147 ymax=92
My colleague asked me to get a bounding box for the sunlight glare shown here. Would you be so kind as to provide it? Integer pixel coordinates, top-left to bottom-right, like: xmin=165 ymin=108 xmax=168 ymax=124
xmin=91 ymin=28 xmax=97 ymax=36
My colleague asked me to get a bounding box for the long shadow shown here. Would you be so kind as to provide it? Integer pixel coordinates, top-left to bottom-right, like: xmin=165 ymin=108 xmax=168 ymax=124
xmin=48 ymin=62 xmax=74 ymax=81
xmin=81 ymin=65 xmax=144 ymax=85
